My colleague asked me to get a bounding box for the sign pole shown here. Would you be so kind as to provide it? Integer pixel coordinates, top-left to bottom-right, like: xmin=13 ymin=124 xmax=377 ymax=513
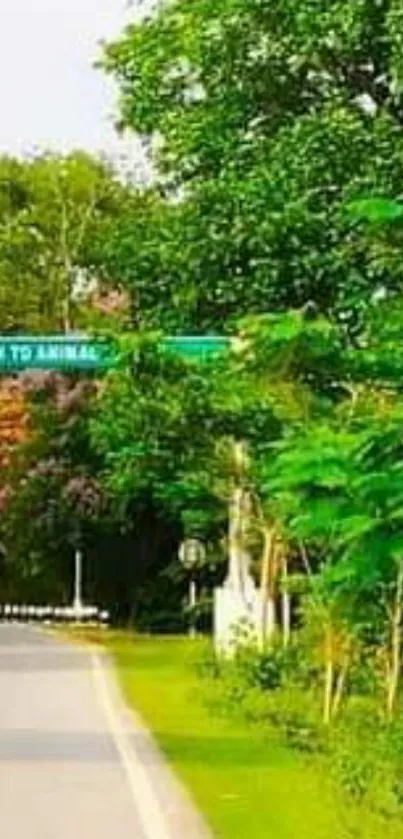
xmin=179 ymin=538 xmax=206 ymax=639
xmin=73 ymin=549 xmax=83 ymax=617
xmin=189 ymin=577 xmax=197 ymax=639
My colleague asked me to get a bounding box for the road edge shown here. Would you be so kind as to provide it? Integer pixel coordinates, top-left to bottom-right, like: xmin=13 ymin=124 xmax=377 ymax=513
xmin=92 ymin=648 xmax=214 ymax=839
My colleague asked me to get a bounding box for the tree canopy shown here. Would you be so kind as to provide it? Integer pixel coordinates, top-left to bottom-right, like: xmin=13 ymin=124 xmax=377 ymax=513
xmin=100 ymin=0 xmax=403 ymax=332
xmin=0 ymin=152 xmax=129 ymax=333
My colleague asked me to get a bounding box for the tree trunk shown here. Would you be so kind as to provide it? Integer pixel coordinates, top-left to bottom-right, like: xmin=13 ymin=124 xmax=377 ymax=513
xmin=259 ymin=526 xmax=276 ymax=649
xmin=266 ymin=595 xmax=277 ymax=645
xmin=386 ymin=561 xmax=403 ymax=719
xmin=228 ymin=486 xmax=247 ymax=592
xmin=331 ymin=656 xmax=349 ymax=720
xmin=323 ymin=628 xmax=334 ymax=726
xmin=59 ymin=199 xmax=74 ymax=334
xmin=228 ymin=440 xmax=251 ymax=595
xmin=281 ymin=555 xmax=291 ymax=647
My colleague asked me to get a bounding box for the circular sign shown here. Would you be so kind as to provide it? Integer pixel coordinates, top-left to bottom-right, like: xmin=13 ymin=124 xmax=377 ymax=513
xmin=179 ymin=538 xmax=206 ymax=571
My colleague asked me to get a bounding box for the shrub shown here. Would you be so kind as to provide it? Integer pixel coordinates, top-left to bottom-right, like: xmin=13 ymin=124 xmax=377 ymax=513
xmin=196 ymin=639 xmax=322 ymax=750
xmin=327 ymin=701 xmax=403 ymax=820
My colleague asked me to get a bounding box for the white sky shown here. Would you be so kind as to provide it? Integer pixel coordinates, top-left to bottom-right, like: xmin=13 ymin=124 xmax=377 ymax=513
xmin=0 ymin=0 xmax=146 ymax=166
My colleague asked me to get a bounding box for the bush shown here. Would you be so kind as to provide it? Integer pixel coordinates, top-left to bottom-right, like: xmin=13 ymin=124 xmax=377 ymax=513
xmin=231 ymin=637 xmax=315 ymax=692
xmin=241 ymin=684 xmax=322 ymax=751
xmin=196 ymin=639 xmax=322 ymax=750
xmin=326 ymin=701 xmax=403 ymax=820
xmin=236 ymin=645 xmax=284 ymax=690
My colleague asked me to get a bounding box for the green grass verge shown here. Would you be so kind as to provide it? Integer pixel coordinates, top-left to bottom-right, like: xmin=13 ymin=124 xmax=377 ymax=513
xmin=65 ymin=629 xmax=402 ymax=839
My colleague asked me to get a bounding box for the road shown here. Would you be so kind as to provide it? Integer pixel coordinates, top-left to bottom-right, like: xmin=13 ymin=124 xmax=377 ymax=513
xmin=0 ymin=624 xmax=212 ymax=839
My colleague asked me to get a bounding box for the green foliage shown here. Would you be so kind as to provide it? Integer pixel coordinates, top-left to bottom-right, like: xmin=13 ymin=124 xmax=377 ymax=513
xmin=92 ymin=336 xmax=222 ymax=520
xmin=92 ymin=331 xmax=276 ymax=536
xmin=89 ymin=299 xmax=403 ymax=651
xmin=326 ymin=707 xmax=403 ymax=821
xmin=233 ymin=640 xmax=307 ymax=691
xmin=198 ymin=635 xmax=403 ymax=825
xmin=198 ymin=639 xmax=322 ymax=752
xmin=101 ymin=0 xmax=403 ymax=332
xmin=0 ymin=152 xmax=128 ymax=333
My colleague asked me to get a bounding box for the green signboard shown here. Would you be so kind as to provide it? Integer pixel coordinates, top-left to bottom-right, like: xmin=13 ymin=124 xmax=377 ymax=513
xmin=164 ymin=336 xmax=231 ymax=359
xmin=0 ymin=336 xmax=112 ymax=371
xmin=0 ymin=335 xmax=231 ymax=372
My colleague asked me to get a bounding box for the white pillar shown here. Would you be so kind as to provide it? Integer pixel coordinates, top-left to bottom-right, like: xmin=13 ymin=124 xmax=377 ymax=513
xmin=214 ymin=445 xmax=259 ymax=654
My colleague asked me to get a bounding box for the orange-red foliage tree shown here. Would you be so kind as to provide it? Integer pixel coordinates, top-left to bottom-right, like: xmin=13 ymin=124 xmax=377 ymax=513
xmin=0 ymin=379 xmax=29 ymax=473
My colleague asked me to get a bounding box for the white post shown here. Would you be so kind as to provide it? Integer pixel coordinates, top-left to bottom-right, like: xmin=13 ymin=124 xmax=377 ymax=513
xmin=73 ymin=549 xmax=83 ymax=615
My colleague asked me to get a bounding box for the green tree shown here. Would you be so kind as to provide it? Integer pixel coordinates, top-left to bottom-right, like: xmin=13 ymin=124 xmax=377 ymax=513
xmin=0 ymin=152 xmax=128 ymax=333
xmin=101 ymin=0 xmax=403 ymax=332
xmin=250 ymin=301 xmax=403 ymax=720
xmin=91 ymin=336 xmax=224 ymax=535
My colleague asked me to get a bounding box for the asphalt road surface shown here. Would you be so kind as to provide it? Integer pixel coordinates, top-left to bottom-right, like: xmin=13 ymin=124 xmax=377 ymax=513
xmin=0 ymin=624 xmax=212 ymax=839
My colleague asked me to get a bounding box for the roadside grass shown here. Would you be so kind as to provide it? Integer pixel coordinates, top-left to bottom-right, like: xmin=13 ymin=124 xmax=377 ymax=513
xmin=63 ymin=628 xmax=402 ymax=839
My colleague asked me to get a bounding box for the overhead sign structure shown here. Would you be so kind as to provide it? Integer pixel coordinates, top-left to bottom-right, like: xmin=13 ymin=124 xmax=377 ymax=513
xmin=0 ymin=335 xmax=231 ymax=372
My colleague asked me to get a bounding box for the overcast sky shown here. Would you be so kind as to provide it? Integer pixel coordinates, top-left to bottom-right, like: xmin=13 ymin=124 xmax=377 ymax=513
xmin=0 ymin=0 xmax=141 ymax=162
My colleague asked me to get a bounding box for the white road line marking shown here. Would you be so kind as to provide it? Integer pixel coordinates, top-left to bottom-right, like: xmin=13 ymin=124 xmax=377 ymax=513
xmin=92 ymin=652 xmax=171 ymax=839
